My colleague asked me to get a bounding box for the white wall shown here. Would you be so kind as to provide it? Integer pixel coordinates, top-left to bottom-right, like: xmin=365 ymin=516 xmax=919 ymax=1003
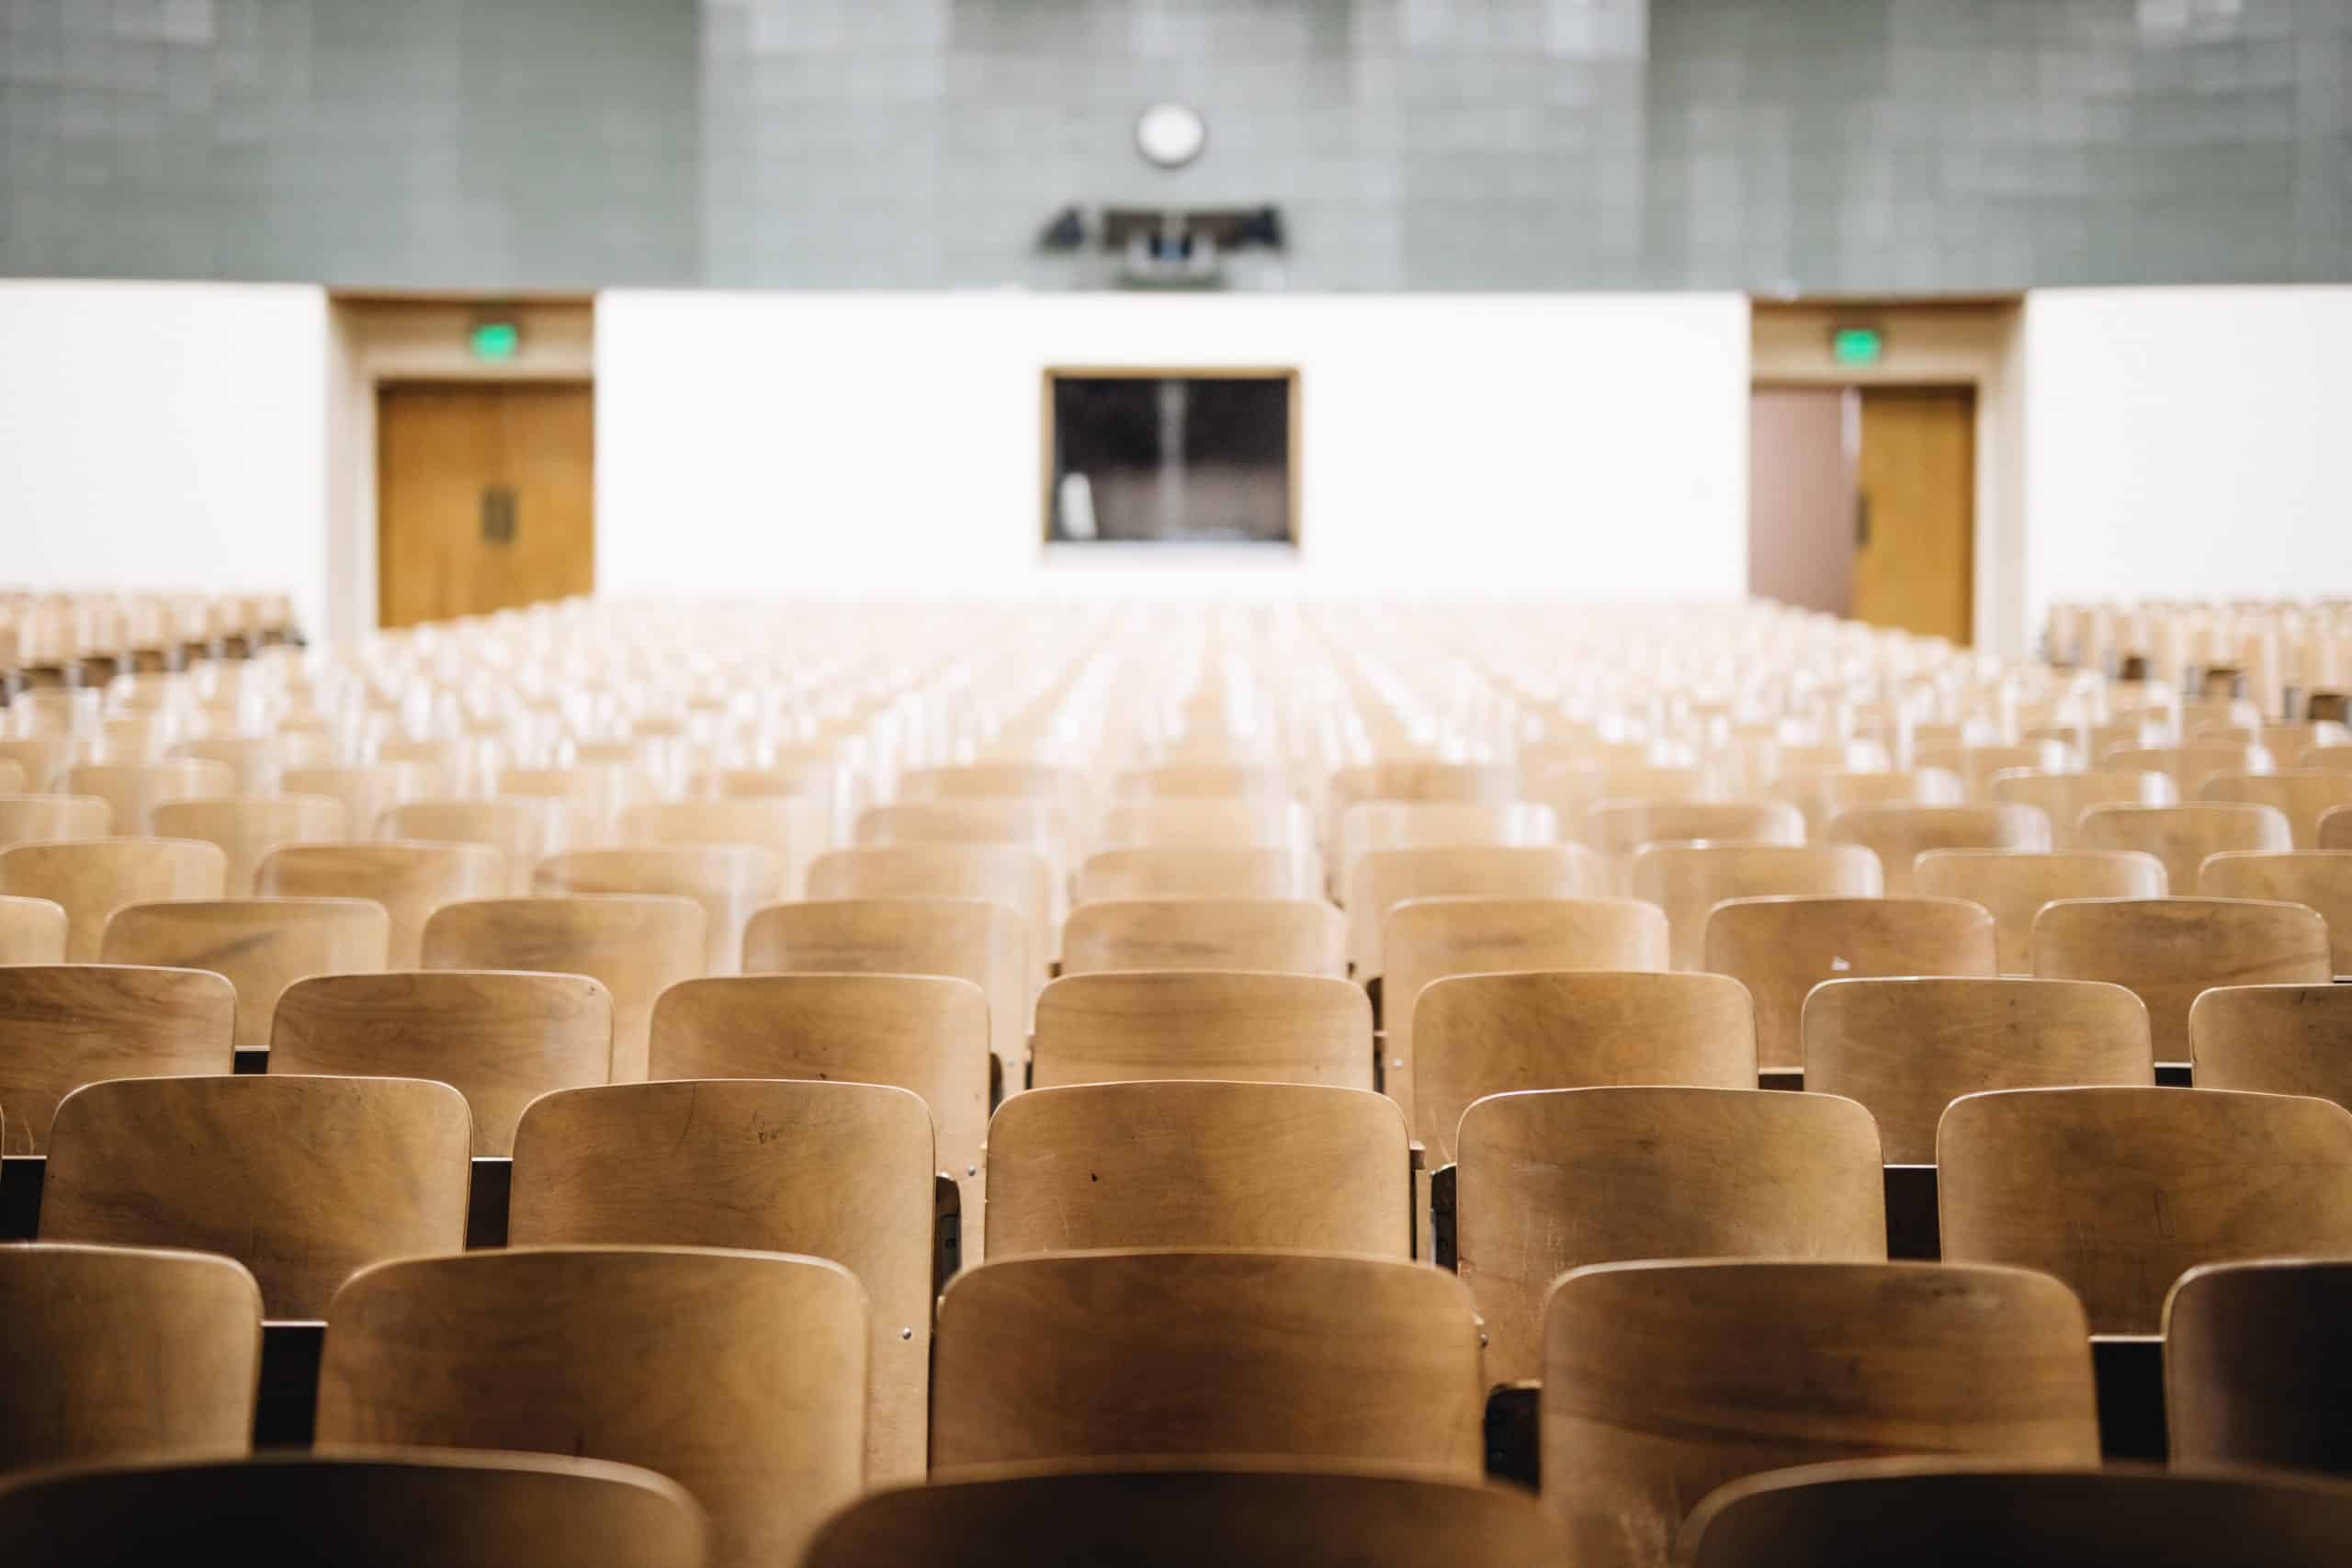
xmin=2023 ymin=287 xmax=2352 ymax=631
xmin=595 ymin=291 xmax=1752 ymax=601
xmin=0 ymin=280 xmax=332 ymax=636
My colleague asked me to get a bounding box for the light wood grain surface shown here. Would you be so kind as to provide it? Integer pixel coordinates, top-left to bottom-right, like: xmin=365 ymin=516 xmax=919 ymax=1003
xmin=1348 ymin=844 xmax=1601 ymax=977
xmin=2165 ymin=1257 xmax=2352 ymax=1476
xmin=620 ymin=796 xmax=825 ymax=898
xmin=257 ymin=840 xmax=508 ymax=967
xmin=535 ymin=846 xmax=779 ymax=976
xmin=0 ymin=893 xmax=66 ymax=964
xmin=1823 ymin=805 xmax=2052 ymax=894
xmin=62 ymin=760 xmax=235 ymax=835
xmin=1629 ymin=843 xmax=1883 ymax=972
xmin=1913 ymin=849 xmax=2169 ymax=973
xmin=0 ymin=793 xmax=111 ymax=847
xmin=2198 ymin=852 xmax=2352 ymax=974
xmin=151 ymin=795 xmax=347 ymax=891
xmin=379 ymin=798 xmax=579 ymax=895
xmin=2190 ymin=983 xmax=2352 ymax=1110
xmin=808 ymin=845 xmax=1055 ymax=982
xmin=101 ymin=897 xmax=390 ymax=1043
xmin=1062 ymin=898 xmax=1344 ymax=976
xmin=1075 ymin=846 xmax=1327 ymax=904
xmin=2030 ymin=897 xmax=2333 ymax=1061
xmin=1032 ymin=970 xmax=1372 ymax=1091
xmin=2077 ymin=803 xmax=2293 ymax=893
xmin=0 ymin=963 xmax=235 ymax=1154
xmin=0 ymin=836 xmax=227 ymax=960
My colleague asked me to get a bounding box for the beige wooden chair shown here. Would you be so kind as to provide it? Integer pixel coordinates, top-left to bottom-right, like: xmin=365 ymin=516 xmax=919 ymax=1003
xmin=900 ymin=761 xmax=1085 ymax=810
xmin=2199 ymin=771 xmax=2352 ymax=847
xmin=535 ymin=846 xmax=778 ymax=976
xmin=0 ymin=837 xmax=226 ymax=960
xmin=147 ymin=795 xmax=347 ymax=892
xmin=984 ymin=1080 xmax=1409 ymax=1258
xmin=317 ymin=1247 xmax=864 ymax=1568
xmin=1767 ymin=769 xmax=1962 ymax=837
xmin=1527 ymin=766 xmax=1714 ymax=829
xmin=2103 ymin=743 xmax=2274 ymax=796
xmin=1543 ymin=1259 xmax=2099 ymax=1568
xmin=932 ymin=1250 xmax=1483 ymax=1475
xmin=280 ymin=763 xmax=449 ymax=843
xmin=0 ymin=964 xmax=235 ymax=1155
xmin=1457 ymin=1087 xmax=1884 ymax=1382
xmin=495 ymin=763 xmax=650 ymax=842
xmin=803 ymin=1464 xmax=1555 ymax=1568
xmin=40 ymin=1074 xmax=471 ymax=1318
xmin=1329 ymin=761 xmax=1514 ymax=822
xmin=0 ymin=1243 xmax=261 ymax=1472
xmin=0 ymin=760 xmax=20 ymax=794
xmin=0 ymin=893 xmax=65 ymax=964
xmin=1061 ymin=898 xmax=1343 ymax=977
xmin=1628 ymin=842 xmax=1883 ymax=972
xmin=2077 ymin=802 xmax=2294 ymax=890
xmin=1337 ymin=801 xmax=1557 ymax=894
xmin=1031 ymin=971 xmax=1372 ymax=1091
xmin=166 ymin=737 xmax=325 ymax=795
xmin=1580 ymin=800 xmax=1804 ymax=891
xmin=2188 ymin=983 xmax=2352 ymax=1110
xmin=1915 ymin=741 xmax=2076 ymax=789
xmin=1938 ymin=1085 xmax=2352 ymax=1334
xmin=1677 ymin=1459 xmax=2352 ymax=1568
xmin=273 ymin=970 xmax=614 ymax=1156
xmin=1702 ymin=896 xmax=1996 ymax=1073
xmin=1803 ymin=976 xmax=2153 ymax=1164
xmin=100 ymin=897 xmax=390 ymax=1043
xmin=256 ymin=841 xmax=507 ymax=967
xmin=1096 ymin=800 xmax=1313 ymax=851
xmin=741 ymin=897 xmax=1025 ymax=1095
xmin=421 ymin=896 xmax=703 ymax=1082
xmin=619 ymin=796 xmax=824 ymax=898
xmin=2324 ymin=806 xmax=2352 ymax=848
xmin=2030 ymin=897 xmax=2331 ymax=1064
xmin=1912 ymin=849 xmax=2168 ymax=973
xmin=62 ymin=760 xmax=234 ymax=834
xmin=0 ymin=793 xmax=110 ymax=846
xmin=859 ymin=799 xmax=1071 ymax=860
xmin=807 ymin=845 xmax=1054 ymax=982
xmin=0 ymin=1450 xmax=707 ymax=1568
xmin=2199 ymin=851 xmax=2352 ymax=975
xmin=510 ymin=1078 xmax=935 ymax=1481
xmin=1984 ymin=769 xmax=2176 ymax=848
xmin=1348 ymin=843 xmax=1603 ymax=979
xmin=0 ymin=738 xmax=72 ymax=793
xmin=379 ymin=798 xmax=577 ymax=895
xmin=1075 ymin=846 xmax=1326 ymax=904
xmin=2312 ymin=749 xmax=2352 ymax=774
xmin=1111 ymin=761 xmax=1295 ymax=800
xmin=649 ymin=971 xmax=990 ymax=1242
xmin=1822 ymin=805 xmax=2052 ymax=894
xmin=1413 ymin=970 xmax=1757 ymax=1164
xmin=2165 ymin=1258 xmax=2352 ymax=1476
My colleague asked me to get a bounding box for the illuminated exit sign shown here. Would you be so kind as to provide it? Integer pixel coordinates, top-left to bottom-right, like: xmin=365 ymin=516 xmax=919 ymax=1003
xmin=1830 ymin=325 xmax=1884 ymax=367
xmin=469 ymin=319 xmax=521 ymax=360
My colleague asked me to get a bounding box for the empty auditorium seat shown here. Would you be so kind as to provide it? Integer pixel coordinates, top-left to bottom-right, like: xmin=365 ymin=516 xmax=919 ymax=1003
xmin=0 ymin=792 xmax=109 ymax=846
xmin=2030 ymin=897 xmax=2332 ymax=1063
xmin=1031 ymin=970 xmax=1371 ymax=1090
xmin=1347 ymin=843 xmax=1601 ymax=978
xmin=1823 ymin=804 xmax=2052 ymax=894
xmin=534 ymin=845 xmax=779 ymax=976
xmin=2198 ymin=852 xmax=2352 ymax=974
xmin=255 ymin=840 xmax=507 ymax=967
xmin=1060 ymin=897 xmax=1344 ymax=976
xmin=1628 ymin=842 xmax=1883 ymax=972
xmin=1911 ymin=849 xmax=2168 ymax=972
xmin=0 ymin=964 xmax=234 ymax=1154
xmin=0 ymin=836 xmax=226 ymax=960
xmin=379 ymin=799 xmax=578 ymax=895
xmin=2076 ymin=802 xmax=2293 ymax=891
xmin=2188 ymin=983 xmax=2352 ymax=1109
xmin=100 ymin=897 xmax=390 ymax=1043
xmin=1074 ymin=845 xmax=1326 ymax=903
xmin=2165 ymin=1258 xmax=2352 ymax=1476
xmin=150 ymin=795 xmax=345 ymax=890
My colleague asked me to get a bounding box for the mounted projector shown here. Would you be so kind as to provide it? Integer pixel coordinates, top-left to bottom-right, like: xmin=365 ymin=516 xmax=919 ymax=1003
xmin=1037 ymin=205 xmax=1286 ymax=290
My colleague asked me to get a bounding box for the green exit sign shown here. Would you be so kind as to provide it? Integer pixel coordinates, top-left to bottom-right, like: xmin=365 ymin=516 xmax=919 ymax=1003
xmin=469 ymin=320 xmax=521 ymax=361
xmin=1830 ymin=325 xmax=1884 ymax=367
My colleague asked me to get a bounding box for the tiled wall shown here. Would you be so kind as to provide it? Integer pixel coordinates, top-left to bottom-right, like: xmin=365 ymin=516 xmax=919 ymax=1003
xmin=5 ymin=0 xmax=2346 ymax=291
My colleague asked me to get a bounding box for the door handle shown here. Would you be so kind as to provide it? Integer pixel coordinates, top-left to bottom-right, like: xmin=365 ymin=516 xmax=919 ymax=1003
xmin=481 ymin=486 xmax=517 ymax=545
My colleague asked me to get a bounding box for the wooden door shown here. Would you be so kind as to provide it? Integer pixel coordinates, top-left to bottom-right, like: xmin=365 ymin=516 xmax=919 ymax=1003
xmin=1852 ymin=386 xmax=1973 ymax=646
xmin=378 ymin=384 xmax=594 ymax=629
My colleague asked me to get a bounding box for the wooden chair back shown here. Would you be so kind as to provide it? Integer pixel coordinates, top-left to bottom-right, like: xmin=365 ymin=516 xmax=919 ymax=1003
xmin=0 ymin=893 xmax=65 ymax=964
xmin=495 ymin=763 xmax=650 ymax=841
xmin=0 ymin=738 xmax=73 ymax=793
xmin=2165 ymin=1258 xmax=2352 ymax=1476
xmin=1062 ymin=897 xmax=1343 ymax=977
xmin=40 ymin=1074 xmax=471 ymax=1317
xmin=62 ymin=760 xmax=235 ymax=834
xmin=0 ymin=964 xmax=234 ymax=1154
xmin=985 ymin=1080 xmax=1409 ymax=1258
xmin=0 ymin=1243 xmax=261 ymax=1472
xmin=900 ymin=761 xmax=1084 ymax=809
xmin=1822 ymin=805 xmax=2052 ymax=894
xmin=2030 ymin=897 xmax=2332 ymax=1062
xmin=807 ymin=845 xmax=1053 ymax=981
xmin=1458 ymin=1087 xmax=1884 ymax=1382
xmin=619 ymin=797 xmax=823 ymax=898
xmin=0 ymin=836 xmax=226 ymax=960
xmin=2200 ymin=771 xmax=2352 ymax=847
xmin=379 ymin=798 xmax=577 ymax=895
xmin=150 ymin=795 xmax=346 ymax=892
xmin=2199 ymin=852 xmax=2352 ymax=975
xmin=317 ymin=1247 xmax=864 ymax=1568
xmin=2189 ymin=983 xmax=2352 ymax=1110
xmin=1803 ymin=976 xmax=2153 ymax=1163
xmin=2103 ymin=743 xmax=2274 ymax=796
xmin=1348 ymin=844 xmax=1601 ymax=978
xmin=1912 ymin=849 xmax=2168 ymax=972
xmin=1628 ymin=843 xmax=1883 ymax=972
xmin=1097 ymin=800 xmax=1312 ymax=850
xmin=1702 ymin=896 xmax=1997 ymax=1073
xmin=1076 ymin=846 xmax=1325 ymax=904
xmin=1413 ymin=970 xmax=1757 ymax=1162
xmin=279 ymin=763 xmax=449 ymax=844
xmin=1543 ymin=1259 xmax=2100 ymax=1568
xmin=1527 ymin=766 xmax=1713 ymax=829
xmin=1112 ymin=761 xmax=1294 ymax=800
xmin=1032 ymin=971 xmax=1372 ymax=1091
xmin=932 ymin=1250 xmax=1484 ymax=1475
xmin=1915 ymin=741 xmax=2075 ymax=788
xmin=1984 ymin=769 xmax=2177 ymax=847
xmin=421 ymin=895 xmax=703 ymax=1082
xmin=1767 ymin=769 xmax=1963 ymax=837
xmin=2324 ymin=805 xmax=2352 ymax=848
xmin=99 ymin=897 xmax=390 ymax=1043
xmin=510 ymin=1078 xmax=935 ymax=1480
xmin=256 ymin=841 xmax=507 ymax=967
xmin=0 ymin=793 xmax=110 ymax=846
xmin=1338 ymin=801 xmax=1557 ymax=890
xmin=2076 ymin=802 xmax=2293 ymax=891
xmin=1580 ymin=800 xmax=1803 ymax=887
xmin=534 ymin=846 xmax=778 ymax=976
xmin=273 ymin=970 xmax=614 ymax=1155
xmin=1938 ymin=1085 xmax=2352 ymax=1333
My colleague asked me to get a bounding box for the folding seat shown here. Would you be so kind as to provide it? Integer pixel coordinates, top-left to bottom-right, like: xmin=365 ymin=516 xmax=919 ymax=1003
xmin=1348 ymin=844 xmax=1602 ymax=980
xmin=166 ymin=736 xmax=313 ymax=795
xmin=534 ymin=846 xmax=777 ymax=976
xmin=1804 ymin=977 xmax=2152 ymax=1164
xmin=1938 ymin=1085 xmax=2352 ymax=1334
xmin=1095 ymin=798 xmax=1313 ymax=851
xmin=101 ymin=897 xmax=390 ymax=1043
xmin=0 ymin=792 xmax=109 ymax=847
xmin=421 ymin=896 xmax=703 ymax=1082
xmin=0 ymin=1243 xmax=261 ymax=1472
xmin=1111 ymin=761 xmax=1295 ymax=801
xmin=0 ymin=738 xmax=74 ymax=793
xmin=1822 ymin=804 xmax=2051 ymax=894
xmin=494 ymin=762 xmax=650 ymax=842
xmin=803 ymin=1465 xmax=1555 ymax=1568
xmin=0 ymin=964 xmax=234 ymax=1154
xmin=807 ymin=845 xmax=1054 ymax=985
xmin=2102 ymin=743 xmax=2273 ymax=797
xmin=149 ymin=795 xmax=346 ymax=891
xmin=1766 ymin=768 xmax=1962 ymax=837
xmin=2030 ymin=897 xmax=2330 ymax=1064
xmin=1984 ymin=768 xmax=2176 ymax=848
xmin=2328 ymin=804 xmax=2352 ymax=847
xmin=1061 ymin=897 xmax=1343 ymax=977
xmin=2077 ymin=802 xmax=2293 ymax=890
xmin=1328 ymin=761 xmax=1514 ymax=823
xmin=61 ymin=760 xmax=234 ymax=834
xmin=1628 ymin=842 xmax=1882 ymax=972
xmin=1702 ymin=896 xmax=1996 ymax=1073
xmin=510 ymin=1078 xmax=935 ymax=1480
xmin=1678 ymin=1460 xmax=2352 ymax=1568
xmin=699 ymin=761 xmax=859 ymax=845
xmin=1075 ymin=846 xmax=1325 ymax=904
xmin=2189 ymin=983 xmax=2352 ymax=1109
xmin=2165 ymin=1258 xmax=2352 ymax=1475
xmin=40 ymin=1074 xmax=471 ymax=1316
xmin=984 ymin=1080 xmax=1408 ymax=1258
xmin=380 ymin=798 xmax=578 ymax=895
xmin=279 ymin=762 xmax=449 ymax=842
xmin=2199 ymin=851 xmax=2352 ymax=975
xmin=857 ymin=800 xmax=1072 ymax=870
xmin=2200 ymin=770 xmax=2352 ymax=846
xmin=273 ymin=970 xmax=614 ymax=1155
xmin=1336 ymin=801 xmax=1556 ymax=897
xmin=1544 ymin=1259 xmax=2099 ymax=1568
xmin=1526 ymin=765 xmax=1713 ymax=834
xmin=317 ymin=1247 xmax=865 ymax=1568
xmin=1031 ymin=971 xmax=1371 ymax=1090
xmin=1580 ymin=799 xmax=1804 ymax=893
xmin=931 ymin=1250 xmax=1482 ymax=1473
xmin=0 ymin=836 xmax=225 ymax=960
xmin=619 ymin=796 xmax=824 ymax=898
xmin=900 ymin=761 xmax=1086 ymax=813
xmin=650 ymin=971 xmax=989 ymax=1245
xmin=0 ymin=893 xmax=64 ymax=964
xmin=256 ymin=841 xmax=507 ymax=967
xmin=1914 ymin=740 xmax=2077 ymax=789
xmin=1456 ymin=1087 xmax=1883 ymax=1382
xmin=1912 ymin=849 xmax=2167 ymax=973
xmin=1413 ymin=970 xmax=1756 ymax=1164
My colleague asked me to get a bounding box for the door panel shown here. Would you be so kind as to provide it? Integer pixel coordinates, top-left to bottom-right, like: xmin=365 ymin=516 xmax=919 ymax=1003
xmin=378 ymin=384 xmax=594 ymax=629
xmin=1852 ymin=386 xmax=1973 ymax=646
xmin=1748 ymin=387 xmax=1857 ymax=617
